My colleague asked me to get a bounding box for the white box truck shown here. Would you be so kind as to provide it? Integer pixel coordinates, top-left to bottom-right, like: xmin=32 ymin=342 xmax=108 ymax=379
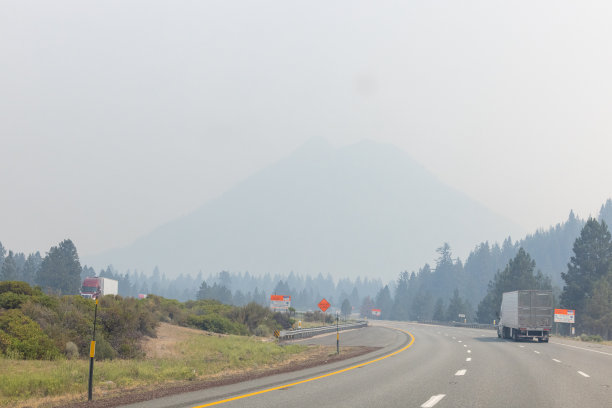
xmin=497 ymin=290 xmax=553 ymax=342
xmin=80 ymin=277 xmax=119 ymax=299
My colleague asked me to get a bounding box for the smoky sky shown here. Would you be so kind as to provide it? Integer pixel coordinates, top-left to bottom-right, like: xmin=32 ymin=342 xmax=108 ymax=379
xmin=2 ymin=1 xmax=612 ymax=257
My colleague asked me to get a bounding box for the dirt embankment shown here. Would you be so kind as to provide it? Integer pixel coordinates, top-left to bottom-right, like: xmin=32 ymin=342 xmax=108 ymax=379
xmin=63 ymin=323 xmax=377 ymax=408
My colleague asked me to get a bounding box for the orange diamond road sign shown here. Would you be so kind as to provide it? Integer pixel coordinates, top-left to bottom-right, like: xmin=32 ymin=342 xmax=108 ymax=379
xmin=318 ymin=298 xmax=330 ymax=312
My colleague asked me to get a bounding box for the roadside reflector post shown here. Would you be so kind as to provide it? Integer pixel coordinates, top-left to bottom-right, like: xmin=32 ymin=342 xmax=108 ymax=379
xmin=336 ymin=311 xmax=339 ymax=354
xmin=88 ymin=298 xmax=99 ymax=401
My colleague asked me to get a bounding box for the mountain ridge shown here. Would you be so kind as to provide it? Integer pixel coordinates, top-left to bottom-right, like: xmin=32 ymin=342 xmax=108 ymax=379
xmin=84 ymin=139 xmax=524 ymax=280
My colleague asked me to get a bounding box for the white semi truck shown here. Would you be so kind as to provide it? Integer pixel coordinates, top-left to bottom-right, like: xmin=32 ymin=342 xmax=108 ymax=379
xmin=80 ymin=277 xmax=119 ymax=300
xmin=497 ymin=290 xmax=553 ymax=342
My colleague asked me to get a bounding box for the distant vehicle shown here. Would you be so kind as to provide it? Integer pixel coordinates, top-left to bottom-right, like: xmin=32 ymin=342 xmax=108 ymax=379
xmin=497 ymin=290 xmax=553 ymax=342
xmin=80 ymin=277 xmax=118 ymax=299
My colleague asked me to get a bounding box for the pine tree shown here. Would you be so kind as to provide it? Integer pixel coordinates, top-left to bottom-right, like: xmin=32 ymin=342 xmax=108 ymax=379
xmin=561 ymin=218 xmax=612 ymax=320
xmin=0 ymin=251 xmax=18 ymax=281
xmin=476 ymin=247 xmax=551 ymax=323
xmin=35 ymin=239 xmax=82 ymax=295
xmin=341 ymin=298 xmax=352 ymax=319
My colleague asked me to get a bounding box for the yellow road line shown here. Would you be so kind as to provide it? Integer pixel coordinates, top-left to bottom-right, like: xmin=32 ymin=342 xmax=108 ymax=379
xmin=192 ymin=328 xmax=415 ymax=408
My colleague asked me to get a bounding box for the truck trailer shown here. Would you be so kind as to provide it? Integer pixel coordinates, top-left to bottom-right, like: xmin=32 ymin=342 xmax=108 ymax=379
xmin=80 ymin=277 xmax=119 ymax=300
xmin=497 ymin=290 xmax=553 ymax=342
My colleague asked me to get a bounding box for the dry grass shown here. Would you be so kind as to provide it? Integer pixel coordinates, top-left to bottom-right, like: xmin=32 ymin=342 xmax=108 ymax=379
xmin=0 ymin=323 xmax=312 ymax=408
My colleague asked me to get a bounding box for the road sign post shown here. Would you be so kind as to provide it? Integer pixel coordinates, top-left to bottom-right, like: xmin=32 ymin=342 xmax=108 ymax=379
xmin=318 ymin=299 xmax=330 ymax=327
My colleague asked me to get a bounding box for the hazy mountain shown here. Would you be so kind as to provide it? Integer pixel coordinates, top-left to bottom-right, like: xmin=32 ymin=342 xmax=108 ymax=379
xmin=85 ymin=139 xmax=524 ymax=281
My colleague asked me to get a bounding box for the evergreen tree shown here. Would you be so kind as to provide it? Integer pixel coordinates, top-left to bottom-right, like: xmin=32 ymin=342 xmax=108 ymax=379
xmin=21 ymin=252 xmax=42 ymax=285
xmin=35 ymin=239 xmax=82 ymax=295
xmin=0 ymin=251 xmax=18 ymax=281
xmin=0 ymin=241 xmax=6 ymax=272
xmin=432 ymin=298 xmax=445 ymax=321
xmin=582 ymin=275 xmax=612 ymax=339
xmin=561 ymin=218 xmax=612 ymax=329
xmin=391 ymin=271 xmax=410 ymax=320
xmin=375 ymin=285 xmax=393 ymax=320
xmin=446 ymin=289 xmax=467 ymax=322
xmin=341 ymin=298 xmax=352 ymax=319
xmin=476 ymin=247 xmax=551 ymax=323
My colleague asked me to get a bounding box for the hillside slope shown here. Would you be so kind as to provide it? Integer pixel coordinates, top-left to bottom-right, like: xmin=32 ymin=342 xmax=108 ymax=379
xmin=85 ymin=139 xmax=523 ymax=280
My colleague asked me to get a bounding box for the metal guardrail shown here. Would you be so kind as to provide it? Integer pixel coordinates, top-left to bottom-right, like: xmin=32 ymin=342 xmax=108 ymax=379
xmin=418 ymin=320 xmax=496 ymax=330
xmin=279 ymin=321 xmax=368 ymax=341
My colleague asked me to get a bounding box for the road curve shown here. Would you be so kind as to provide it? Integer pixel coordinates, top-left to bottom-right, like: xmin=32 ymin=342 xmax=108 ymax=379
xmin=120 ymin=322 xmax=612 ymax=408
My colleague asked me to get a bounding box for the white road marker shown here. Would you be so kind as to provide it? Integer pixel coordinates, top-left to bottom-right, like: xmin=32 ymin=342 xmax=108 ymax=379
xmin=466 ymin=357 xmax=472 ymax=361
xmin=552 ymin=359 xmax=561 ymax=363
xmin=455 ymin=369 xmax=467 ymax=376
xmin=578 ymin=371 xmax=590 ymax=378
xmin=534 ymin=350 xmax=540 ymax=354
xmin=421 ymin=394 xmax=446 ymax=407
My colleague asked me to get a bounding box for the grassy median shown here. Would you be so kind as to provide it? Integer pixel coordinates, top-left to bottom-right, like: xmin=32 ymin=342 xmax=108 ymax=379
xmin=0 ymin=328 xmax=307 ymax=408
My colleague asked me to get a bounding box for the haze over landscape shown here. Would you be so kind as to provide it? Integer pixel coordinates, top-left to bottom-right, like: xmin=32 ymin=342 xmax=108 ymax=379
xmin=2 ymin=1 xmax=612 ymax=279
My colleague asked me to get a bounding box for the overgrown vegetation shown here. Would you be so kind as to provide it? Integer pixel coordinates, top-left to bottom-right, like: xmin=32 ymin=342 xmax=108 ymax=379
xmin=0 ymin=282 xmax=295 ymax=362
xmin=0 ymin=329 xmax=307 ymax=407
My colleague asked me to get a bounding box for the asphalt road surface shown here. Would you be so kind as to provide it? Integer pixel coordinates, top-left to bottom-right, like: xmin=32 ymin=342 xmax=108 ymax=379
xmin=120 ymin=321 xmax=612 ymax=408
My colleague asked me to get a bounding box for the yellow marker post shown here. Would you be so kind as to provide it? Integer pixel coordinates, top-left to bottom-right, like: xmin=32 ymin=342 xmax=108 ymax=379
xmin=88 ymin=297 xmax=99 ymax=401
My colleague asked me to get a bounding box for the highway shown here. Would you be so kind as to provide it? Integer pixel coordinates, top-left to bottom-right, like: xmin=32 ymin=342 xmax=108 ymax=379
xmin=120 ymin=321 xmax=612 ymax=408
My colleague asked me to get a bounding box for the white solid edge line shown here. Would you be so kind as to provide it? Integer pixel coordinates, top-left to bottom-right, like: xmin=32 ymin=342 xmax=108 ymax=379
xmin=578 ymin=371 xmax=590 ymax=378
xmin=552 ymin=358 xmax=561 ymax=363
xmin=421 ymin=394 xmax=446 ymax=408
xmin=551 ymin=341 xmax=612 ymax=356
xmin=455 ymin=369 xmax=467 ymax=376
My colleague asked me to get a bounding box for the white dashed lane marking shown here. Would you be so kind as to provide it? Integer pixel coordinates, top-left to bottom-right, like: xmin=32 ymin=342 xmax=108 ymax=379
xmin=455 ymin=369 xmax=467 ymax=376
xmin=552 ymin=359 xmax=561 ymax=363
xmin=534 ymin=350 xmax=540 ymax=354
xmin=466 ymin=357 xmax=472 ymax=362
xmin=578 ymin=371 xmax=590 ymax=378
xmin=421 ymin=394 xmax=446 ymax=407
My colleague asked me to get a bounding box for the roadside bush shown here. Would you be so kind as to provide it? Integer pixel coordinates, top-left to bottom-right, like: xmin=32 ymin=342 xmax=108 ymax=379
xmin=187 ymin=314 xmax=248 ymax=335
xmin=580 ymin=333 xmax=603 ymax=342
xmin=0 ymin=281 xmax=34 ymax=296
xmin=0 ymin=309 xmax=60 ymax=359
xmin=254 ymin=324 xmax=271 ymax=337
xmin=303 ymin=310 xmax=334 ymax=324
xmin=65 ymin=341 xmax=79 ymax=359
xmin=0 ymin=291 xmax=29 ymax=309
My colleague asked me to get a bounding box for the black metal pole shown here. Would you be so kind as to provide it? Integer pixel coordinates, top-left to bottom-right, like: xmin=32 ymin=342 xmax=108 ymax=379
xmin=88 ymin=298 xmax=98 ymax=401
xmin=336 ymin=312 xmax=339 ymax=354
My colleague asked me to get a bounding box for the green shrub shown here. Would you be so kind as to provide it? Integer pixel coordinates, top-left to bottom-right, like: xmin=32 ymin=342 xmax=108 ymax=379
xmin=0 ymin=309 xmax=60 ymax=359
xmin=187 ymin=314 xmax=248 ymax=335
xmin=0 ymin=292 xmax=29 ymax=309
xmin=65 ymin=341 xmax=79 ymax=359
xmin=0 ymin=281 xmax=34 ymax=296
xmin=579 ymin=333 xmax=603 ymax=342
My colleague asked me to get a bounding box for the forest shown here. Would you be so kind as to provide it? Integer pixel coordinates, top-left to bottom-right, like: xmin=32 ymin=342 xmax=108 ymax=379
xmin=2 ymin=199 xmax=612 ymax=339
